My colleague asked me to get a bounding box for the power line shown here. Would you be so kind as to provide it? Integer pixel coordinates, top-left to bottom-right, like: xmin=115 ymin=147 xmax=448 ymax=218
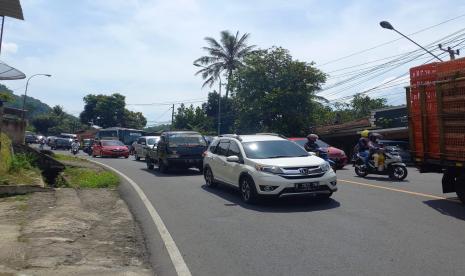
xmin=127 ymin=97 xmax=207 ymax=106
xmin=327 ymin=40 xmax=465 ymax=104
xmin=317 ymin=12 xmax=465 ymax=67
xmin=319 ymin=29 xmax=465 ymax=98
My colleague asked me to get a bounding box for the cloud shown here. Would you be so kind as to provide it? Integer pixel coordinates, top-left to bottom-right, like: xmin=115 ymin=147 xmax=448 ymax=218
xmin=1 ymin=0 xmax=465 ymax=123
xmin=2 ymin=42 xmax=18 ymax=54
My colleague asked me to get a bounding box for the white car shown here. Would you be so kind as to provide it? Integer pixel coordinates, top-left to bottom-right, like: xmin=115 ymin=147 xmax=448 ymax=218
xmin=203 ymin=134 xmax=337 ymax=203
xmin=133 ymin=136 xmax=160 ymax=160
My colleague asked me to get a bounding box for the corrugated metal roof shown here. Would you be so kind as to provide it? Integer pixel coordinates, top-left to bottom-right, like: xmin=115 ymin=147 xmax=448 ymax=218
xmin=0 ymin=0 xmax=24 ymax=20
xmin=0 ymin=60 xmax=25 ymax=80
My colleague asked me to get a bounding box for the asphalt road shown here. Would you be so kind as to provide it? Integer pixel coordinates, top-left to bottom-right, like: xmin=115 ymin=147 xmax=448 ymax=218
xmin=70 ymin=150 xmax=465 ymax=276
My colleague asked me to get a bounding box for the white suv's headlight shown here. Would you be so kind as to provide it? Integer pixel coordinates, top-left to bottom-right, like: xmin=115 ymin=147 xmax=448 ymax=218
xmin=255 ymin=164 xmax=284 ymax=174
xmin=320 ymin=162 xmax=331 ymax=172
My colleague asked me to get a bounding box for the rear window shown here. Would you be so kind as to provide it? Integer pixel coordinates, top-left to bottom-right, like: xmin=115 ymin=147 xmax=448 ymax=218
xmin=147 ymin=137 xmax=159 ymax=145
xmin=168 ymin=134 xmax=206 ymax=147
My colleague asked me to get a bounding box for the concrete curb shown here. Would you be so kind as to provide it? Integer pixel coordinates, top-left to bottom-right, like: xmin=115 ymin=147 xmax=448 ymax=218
xmin=0 ymin=185 xmax=53 ymax=197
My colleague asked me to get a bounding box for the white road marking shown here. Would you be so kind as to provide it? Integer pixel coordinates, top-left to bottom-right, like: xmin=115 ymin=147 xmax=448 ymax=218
xmin=90 ymin=159 xmax=192 ymax=276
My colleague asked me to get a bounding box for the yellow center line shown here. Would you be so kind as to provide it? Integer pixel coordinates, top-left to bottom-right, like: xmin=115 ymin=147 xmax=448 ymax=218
xmin=339 ymin=179 xmax=459 ymax=202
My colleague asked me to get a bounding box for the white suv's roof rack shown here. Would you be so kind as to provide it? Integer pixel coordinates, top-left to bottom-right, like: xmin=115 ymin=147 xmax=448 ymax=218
xmin=255 ymin=133 xmax=287 ymax=139
xmin=219 ymin=134 xmax=242 ymax=141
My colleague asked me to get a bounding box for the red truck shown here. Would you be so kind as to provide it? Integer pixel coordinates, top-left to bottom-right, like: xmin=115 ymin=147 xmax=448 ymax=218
xmin=407 ymin=58 xmax=465 ymax=204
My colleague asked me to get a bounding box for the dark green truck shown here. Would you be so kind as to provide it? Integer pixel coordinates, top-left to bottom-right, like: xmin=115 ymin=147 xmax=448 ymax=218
xmin=145 ymin=131 xmax=208 ymax=173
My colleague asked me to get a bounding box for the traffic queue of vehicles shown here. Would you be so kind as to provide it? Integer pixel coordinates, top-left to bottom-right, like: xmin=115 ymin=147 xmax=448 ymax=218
xmin=44 ymin=128 xmax=412 ymax=204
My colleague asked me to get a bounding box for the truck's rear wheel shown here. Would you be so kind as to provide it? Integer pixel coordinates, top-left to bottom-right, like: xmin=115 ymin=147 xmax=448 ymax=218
xmin=455 ymin=174 xmax=465 ymax=205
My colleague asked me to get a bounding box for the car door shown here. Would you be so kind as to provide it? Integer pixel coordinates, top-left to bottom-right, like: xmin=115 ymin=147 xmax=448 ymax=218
xmin=223 ymin=141 xmax=244 ymax=186
xmin=212 ymin=140 xmax=230 ymax=183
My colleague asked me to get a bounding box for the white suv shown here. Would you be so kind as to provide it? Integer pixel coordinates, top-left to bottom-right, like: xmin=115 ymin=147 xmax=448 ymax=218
xmin=203 ymin=134 xmax=337 ymax=203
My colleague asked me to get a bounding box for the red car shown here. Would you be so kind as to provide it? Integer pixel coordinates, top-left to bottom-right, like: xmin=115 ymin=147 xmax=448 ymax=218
xmin=92 ymin=140 xmax=129 ymax=158
xmin=288 ymin=137 xmax=348 ymax=169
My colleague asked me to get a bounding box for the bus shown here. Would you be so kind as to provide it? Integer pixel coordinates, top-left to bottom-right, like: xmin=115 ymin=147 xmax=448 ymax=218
xmin=95 ymin=127 xmax=145 ymax=145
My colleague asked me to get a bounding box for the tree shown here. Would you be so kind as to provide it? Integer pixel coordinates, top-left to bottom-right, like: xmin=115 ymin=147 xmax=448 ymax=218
xmin=320 ymin=94 xmax=389 ymax=125
xmin=194 ymin=30 xmax=255 ymax=99
xmin=79 ymin=93 xmax=146 ymax=129
xmin=122 ymin=110 xmax=147 ymax=130
xmin=350 ymin=93 xmax=388 ymax=118
xmin=80 ymin=94 xmax=126 ymax=128
xmin=172 ymin=104 xmax=208 ymax=132
xmin=231 ymin=47 xmax=327 ymax=136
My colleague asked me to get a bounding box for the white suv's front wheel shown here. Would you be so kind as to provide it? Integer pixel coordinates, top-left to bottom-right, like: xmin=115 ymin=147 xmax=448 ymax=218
xmin=240 ymin=176 xmax=258 ymax=203
xmin=204 ymin=167 xmax=217 ymax=188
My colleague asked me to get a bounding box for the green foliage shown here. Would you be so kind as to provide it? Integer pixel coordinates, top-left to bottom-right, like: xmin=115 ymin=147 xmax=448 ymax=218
xmin=0 ymin=133 xmax=12 ymax=173
xmin=173 ymin=104 xmax=210 ymax=133
xmin=144 ymin=124 xmax=171 ymax=134
xmin=0 ymin=84 xmax=52 ymax=120
xmin=63 ymin=167 xmax=119 ymax=188
xmin=32 ymin=105 xmax=85 ymax=135
xmin=0 ymin=91 xmax=14 ymax=102
xmin=79 ymin=93 xmax=146 ymax=129
xmin=231 ymin=47 xmax=327 ymax=136
xmin=194 ymin=30 xmax=255 ymax=98
xmin=319 ymin=94 xmax=389 ymax=125
xmin=9 ymin=153 xmax=37 ymax=173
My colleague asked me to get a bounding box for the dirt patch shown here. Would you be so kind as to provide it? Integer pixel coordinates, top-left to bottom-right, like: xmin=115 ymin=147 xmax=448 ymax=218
xmin=0 ymin=189 xmax=152 ymax=275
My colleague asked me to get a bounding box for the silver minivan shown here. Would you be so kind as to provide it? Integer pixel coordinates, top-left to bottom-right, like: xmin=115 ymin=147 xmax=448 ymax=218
xmin=133 ymin=136 xmax=160 ymax=160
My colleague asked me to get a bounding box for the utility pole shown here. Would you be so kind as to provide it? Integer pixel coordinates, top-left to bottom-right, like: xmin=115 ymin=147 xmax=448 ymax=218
xmin=438 ymin=43 xmax=460 ymax=60
xmin=218 ymin=78 xmax=222 ymax=136
xmin=0 ymin=99 xmax=4 ymax=152
xmin=171 ymin=104 xmax=175 ymax=130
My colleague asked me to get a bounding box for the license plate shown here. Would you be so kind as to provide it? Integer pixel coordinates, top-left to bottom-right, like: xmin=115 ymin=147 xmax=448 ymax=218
xmin=295 ymin=182 xmax=319 ymax=191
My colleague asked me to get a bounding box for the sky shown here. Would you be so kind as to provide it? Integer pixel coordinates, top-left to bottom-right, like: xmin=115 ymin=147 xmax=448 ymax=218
xmin=1 ymin=0 xmax=465 ymax=126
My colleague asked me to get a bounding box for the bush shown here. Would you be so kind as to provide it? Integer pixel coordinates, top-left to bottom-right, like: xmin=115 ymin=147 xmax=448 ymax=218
xmin=9 ymin=153 xmax=37 ymax=173
xmin=0 ymin=133 xmax=12 ymax=173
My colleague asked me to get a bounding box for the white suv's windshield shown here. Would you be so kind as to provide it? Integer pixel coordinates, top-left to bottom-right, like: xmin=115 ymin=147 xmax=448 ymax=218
xmin=242 ymin=140 xmax=309 ymax=159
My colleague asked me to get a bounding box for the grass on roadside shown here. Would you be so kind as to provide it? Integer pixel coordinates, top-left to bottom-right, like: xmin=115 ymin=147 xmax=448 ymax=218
xmin=53 ymin=153 xmax=85 ymax=162
xmin=0 ymin=153 xmax=43 ymax=186
xmin=62 ymin=167 xmax=119 ymax=188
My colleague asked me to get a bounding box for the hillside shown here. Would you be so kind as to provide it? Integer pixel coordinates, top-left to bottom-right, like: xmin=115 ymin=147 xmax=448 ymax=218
xmin=0 ymin=84 xmax=51 ymax=119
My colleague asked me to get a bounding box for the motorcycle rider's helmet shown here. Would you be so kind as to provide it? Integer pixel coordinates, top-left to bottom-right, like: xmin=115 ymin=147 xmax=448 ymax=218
xmin=361 ymin=129 xmax=370 ymax=138
xmin=307 ymin=134 xmax=319 ymax=142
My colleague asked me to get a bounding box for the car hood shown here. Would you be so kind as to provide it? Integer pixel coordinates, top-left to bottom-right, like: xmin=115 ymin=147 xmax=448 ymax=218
xmin=250 ymin=155 xmax=325 ymax=167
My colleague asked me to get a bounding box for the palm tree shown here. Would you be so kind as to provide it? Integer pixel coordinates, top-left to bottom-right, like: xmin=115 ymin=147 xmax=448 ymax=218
xmin=194 ymin=30 xmax=255 ymax=99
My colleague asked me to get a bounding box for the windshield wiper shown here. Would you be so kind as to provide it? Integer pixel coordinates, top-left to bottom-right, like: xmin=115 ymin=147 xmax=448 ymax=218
xmin=268 ymin=155 xmax=292 ymax=158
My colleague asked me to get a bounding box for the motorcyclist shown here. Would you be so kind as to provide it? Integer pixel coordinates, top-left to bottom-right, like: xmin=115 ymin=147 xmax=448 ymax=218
xmin=304 ymin=134 xmax=320 ymax=153
xmin=357 ymin=130 xmax=370 ymax=166
xmin=368 ymin=133 xmax=383 ymax=160
xmin=71 ymin=139 xmax=80 ymax=152
xmin=39 ymin=138 xmax=45 ymax=150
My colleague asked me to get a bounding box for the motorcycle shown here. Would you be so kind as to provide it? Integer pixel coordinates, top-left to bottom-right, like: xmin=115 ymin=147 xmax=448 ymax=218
xmin=71 ymin=144 xmax=80 ymax=155
xmin=353 ymin=146 xmax=408 ymax=180
xmin=310 ymin=147 xmax=337 ymax=172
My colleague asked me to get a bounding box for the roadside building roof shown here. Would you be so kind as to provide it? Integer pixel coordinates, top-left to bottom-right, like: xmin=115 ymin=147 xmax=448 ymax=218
xmin=0 ymin=60 xmax=25 ymax=80
xmin=0 ymin=0 xmax=24 ymax=20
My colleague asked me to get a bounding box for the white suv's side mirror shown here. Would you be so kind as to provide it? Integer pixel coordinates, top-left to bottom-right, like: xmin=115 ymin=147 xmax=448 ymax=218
xmin=226 ymin=155 xmax=240 ymax=163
